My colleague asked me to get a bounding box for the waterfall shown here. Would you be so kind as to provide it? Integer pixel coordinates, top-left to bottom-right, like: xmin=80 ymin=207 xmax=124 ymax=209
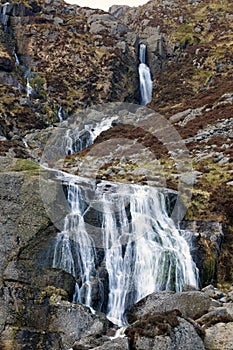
xmin=0 ymin=3 xmax=10 ymax=28
xmin=138 ymin=44 xmax=153 ymax=106
xmin=57 ymin=106 xmax=65 ymax=122
xmin=48 ymin=114 xmax=199 ymax=327
xmin=14 ymin=51 xmax=20 ymax=65
xmin=26 ymin=78 xmax=33 ymax=98
xmin=62 ymin=116 xmax=117 ymax=155
xmin=52 ymin=174 xmax=199 ymax=327
xmin=53 ymin=179 xmax=98 ymax=308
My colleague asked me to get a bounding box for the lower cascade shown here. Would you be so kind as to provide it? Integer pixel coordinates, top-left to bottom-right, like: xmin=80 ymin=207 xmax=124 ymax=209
xmin=52 ymin=172 xmax=199 ymax=327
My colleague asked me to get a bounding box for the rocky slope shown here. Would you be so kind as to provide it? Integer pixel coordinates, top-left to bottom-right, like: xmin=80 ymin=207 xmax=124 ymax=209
xmin=0 ymin=0 xmax=232 ymax=349
xmin=0 ymin=0 xmax=138 ymax=147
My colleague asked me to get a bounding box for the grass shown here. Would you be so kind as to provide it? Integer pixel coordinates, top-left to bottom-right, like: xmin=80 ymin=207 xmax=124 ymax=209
xmin=12 ymin=159 xmax=40 ymax=173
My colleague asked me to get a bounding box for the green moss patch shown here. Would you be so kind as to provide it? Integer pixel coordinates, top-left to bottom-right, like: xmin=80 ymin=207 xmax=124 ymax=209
xmin=12 ymin=159 xmax=40 ymax=173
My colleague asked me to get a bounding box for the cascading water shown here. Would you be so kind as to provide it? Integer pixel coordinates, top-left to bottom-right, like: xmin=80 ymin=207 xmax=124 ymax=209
xmin=57 ymin=106 xmax=66 ymax=122
xmin=14 ymin=51 xmax=20 ymax=65
xmin=138 ymin=44 xmax=153 ymax=106
xmin=62 ymin=116 xmax=117 ymax=155
xmin=26 ymin=77 xmax=33 ymax=98
xmin=0 ymin=3 xmax=10 ymax=28
xmin=51 ymin=118 xmax=199 ymax=327
xmin=53 ymin=174 xmax=199 ymax=327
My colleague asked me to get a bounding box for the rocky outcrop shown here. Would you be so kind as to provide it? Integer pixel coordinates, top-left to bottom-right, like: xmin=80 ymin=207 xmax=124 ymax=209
xmin=126 ymin=311 xmax=205 ymax=350
xmin=127 ymin=290 xmax=221 ymax=323
xmin=109 ymin=5 xmax=131 ymax=19
xmin=180 ymin=221 xmax=223 ymax=287
xmin=126 ymin=288 xmax=233 ymax=350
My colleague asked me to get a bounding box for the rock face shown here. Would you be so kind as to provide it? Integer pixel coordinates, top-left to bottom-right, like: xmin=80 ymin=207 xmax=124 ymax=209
xmin=204 ymin=323 xmax=233 ymax=350
xmin=180 ymin=221 xmax=223 ymax=287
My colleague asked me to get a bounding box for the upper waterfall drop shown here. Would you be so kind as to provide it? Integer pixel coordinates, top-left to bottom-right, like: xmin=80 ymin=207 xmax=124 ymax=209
xmin=138 ymin=44 xmax=153 ymax=106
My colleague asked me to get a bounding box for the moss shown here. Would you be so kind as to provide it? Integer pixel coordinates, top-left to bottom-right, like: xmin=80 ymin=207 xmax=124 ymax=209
xmin=201 ymin=238 xmax=218 ymax=286
xmin=30 ymin=75 xmax=47 ymax=93
xmin=185 ymin=159 xmax=232 ymax=222
xmin=217 ymin=224 xmax=233 ymax=284
xmin=12 ymin=159 xmax=40 ymax=173
xmin=36 ymin=286 xmax=68 ymax=304
xmin=126 ymin=310 xmax=181 ymax=346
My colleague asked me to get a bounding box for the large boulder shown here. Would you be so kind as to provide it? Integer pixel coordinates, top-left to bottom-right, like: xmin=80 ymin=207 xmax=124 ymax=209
xmin=127 ymin=291 xmax=221 ymax=323
xmin=204 ymin=322 xmax=233 ymax=350
xmin=126 ymin=310 xmax=205 ymax=350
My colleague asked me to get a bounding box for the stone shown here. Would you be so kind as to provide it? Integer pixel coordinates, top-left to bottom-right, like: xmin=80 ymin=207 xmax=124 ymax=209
xmin=0 ymin=56 xmax=14 ymax=71
xmin=49 ymin=302 xmax=109 ymax=348
xmin=126 ymin=311 xmax=205 ymax=350
xmin=127 ymin=291 xmax=221 ymax=323
xmin=54 ymin=16 xmax=64 ymax=25
xmin=73 ymin=337 xmax=129 ymax=350
xmin=92 ymin=338 xmax=129 ymax=349
xmin=134 ymin=336 xmax=171 ymax=350
xmin=201 ymin=285 xmax=225 ymax=300
xmin=195 ymin=308 xmax=233 ymax=328
xmin=204 ymin=322 xmax=233 ymax=349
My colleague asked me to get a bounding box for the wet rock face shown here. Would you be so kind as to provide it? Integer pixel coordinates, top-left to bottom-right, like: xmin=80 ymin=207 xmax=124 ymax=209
xmin=180 ymin=221 xmax=223 ymax=287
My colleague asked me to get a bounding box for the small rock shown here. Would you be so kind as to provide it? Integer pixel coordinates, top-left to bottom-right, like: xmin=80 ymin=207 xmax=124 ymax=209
xmin=195 ymin=308 xmax=233 ymax=328
xmin=218 ymin=157 xmax=229 ymax=165
xmin=54 ymin=16 xmax=63 ymax=25
xmin=219 ymin=297 xmax=228 ymax=303
xmin=201 ymin=285 xmax=224 ymax=300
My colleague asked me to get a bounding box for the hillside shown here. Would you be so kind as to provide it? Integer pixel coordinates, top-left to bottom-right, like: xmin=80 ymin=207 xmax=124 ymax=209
xmin=0 ymin=0 xmax=232 ymax=349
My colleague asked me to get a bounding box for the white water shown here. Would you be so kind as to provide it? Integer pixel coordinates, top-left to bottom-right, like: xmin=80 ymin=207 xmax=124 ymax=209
xmin=53 ymin=173 xmax=199 ymax=327
xmin=26 ymin=78 xmax=33 ymax=98
xmin=2 ymin=2 xmax=10 ymax=16
xmin=51 ymin=114 xmax=198 ymax=327
xmin=14 ymin=51 xmax=20 ymax=65
xmin=62 ymin=116 xmax=117 ymax=155
xmin=0 ymin=3 xmax=10 ymax=27
xmin=138 ymin=44 xmax=153 ymax=106
xmin=58 ymin=105 xmax=67 ymax=122
xmin=58 ymin=106 xmax=64 ymax=122
xmin=53 ymin=180 xmax=98 ymax=307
